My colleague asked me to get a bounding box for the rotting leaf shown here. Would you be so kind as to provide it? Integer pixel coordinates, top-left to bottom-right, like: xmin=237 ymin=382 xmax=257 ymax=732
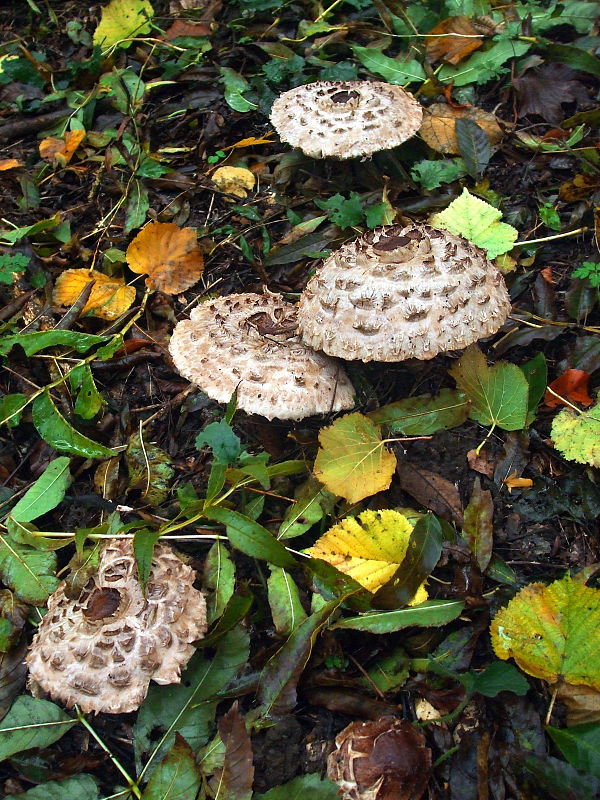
xmin=420 ymin=104 xmax=502 ymax=156
xmin=214 ymin=702 xmax=254 ymax=800
xmin=212 ymin=166 xmax=256 ymax=198
xmin=126 ymin=432 xmax=175 ymax=506
xmin=53 ymin=269 xmax=136 ymax=321
xmin=396 ymin=462 xmax=464 ymax=525
xmin=551 ymin=400 xmax=600 ymax=467
xmin=462 ymin=477 xmax=493 ymax=572
xmin=126 ymin=221 xmax=204 ymax=294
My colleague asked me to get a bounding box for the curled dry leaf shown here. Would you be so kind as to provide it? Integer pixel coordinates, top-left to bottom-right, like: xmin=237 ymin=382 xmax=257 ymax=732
xmin=52 ymin=269 xmax=136 ymax=320
xmin=425 ymin=16 xmax=484 ymax=65
xmin=39 ymin=130 xmax=86 ymax=166
xmin=126 ymin=221 xmax=205 ymax=294
xmin=419 ymin=103 xmax=502 ymax=155
xmin=211 ymin=165 xmax=256 ymax=198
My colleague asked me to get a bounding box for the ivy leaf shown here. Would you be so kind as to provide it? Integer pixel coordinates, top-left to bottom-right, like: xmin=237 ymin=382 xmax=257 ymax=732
xmin=10 ymin=457 xmax=72 ymax=523
xmin=313 ymin=413 xmax=396 ymax=504
xmin=449 ymin=345 xmax=529 ymax=433
xmin=551 ymin=401 xmax=600 ymax=467
xmin=351 ymin=46 xmax=426 ymax=83
xmin=430 ymin=187 xmax=518 ymax=258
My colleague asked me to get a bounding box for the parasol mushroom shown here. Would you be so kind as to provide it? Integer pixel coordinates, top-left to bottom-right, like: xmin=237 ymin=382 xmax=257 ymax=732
xmin=168 ymin=291 xmax=355 ymax=420
xmin=297 ymin=223 xmax=511 ymax=362
xmin=270 ymin=80 xmax=423 ymax=159
xmin=27 ymin=538 xmax=207 ymax=714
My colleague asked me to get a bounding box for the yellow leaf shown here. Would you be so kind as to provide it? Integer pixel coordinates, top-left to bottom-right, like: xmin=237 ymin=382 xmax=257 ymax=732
xmin=490 ymin=574 xmax=600 ymax=690
xmin=0 ymin=159 xmax=23 ymax=171
xmin=39 ymin=130 xmax=85 ymax=167
xmin=419 ymin=103 xmax=502 ymax=155
xmin=53 ymin=269 xmax=136 ymax=320
xmin=305 ymin=509 xmax=427 ymax=602
xmin=503 ymin=471 xmax=533 ymax=492
xmin=126 ymin=221 xmax=204 ymax=294
xmin=222 ymin=134 xmax=275 ymax=151
xmin=93 ymin=0 xmax=154 ymax=50
xmin=314 ymin=413 xmax=396 ymax=504
xmin=211 ymin=166 xmax=256 ymax=198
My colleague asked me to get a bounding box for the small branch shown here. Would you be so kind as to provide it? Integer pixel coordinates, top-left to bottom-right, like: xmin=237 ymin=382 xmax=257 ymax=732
xmin=515 ymin=227 xmax=588 ymax=246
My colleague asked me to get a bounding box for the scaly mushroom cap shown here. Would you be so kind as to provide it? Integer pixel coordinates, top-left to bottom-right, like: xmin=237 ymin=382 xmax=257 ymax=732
xmin=26 ymin=539 xmax=207 ymax=714
xmin=168 ymin=292 xmax=355 ymax=420
xmin=270 ymin=81 xmax=423 ymax=159
xmin=298 ymin=223 xmax=511 ymax=362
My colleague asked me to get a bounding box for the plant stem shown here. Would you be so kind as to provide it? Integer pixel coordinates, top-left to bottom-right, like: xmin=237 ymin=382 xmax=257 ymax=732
xmin=515 ymin=226 xmax=588 ymax=246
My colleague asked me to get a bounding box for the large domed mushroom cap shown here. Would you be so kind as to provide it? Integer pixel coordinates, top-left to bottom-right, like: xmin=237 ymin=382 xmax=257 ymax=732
xmin=298 ymin=223 xmax=511 ymax=362
xmin=270 ymin=80 xmax=423 ymax=159
xmin=168 ymin=292 xmax=355 ymax=420
xmin=26 ymin=538 xmax=207 ymax=714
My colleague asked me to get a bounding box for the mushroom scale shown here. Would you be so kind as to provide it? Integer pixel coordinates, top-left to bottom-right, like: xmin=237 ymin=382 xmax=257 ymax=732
xmin=298 ymin=223 xmax=512 ymax=362
xmin=168 ymin=292 xmax=355 ymax=420
xmin=270 ymin=80 xmax=423 ymax=159
xmin=26 ymin=539 xmax=207 ymax=714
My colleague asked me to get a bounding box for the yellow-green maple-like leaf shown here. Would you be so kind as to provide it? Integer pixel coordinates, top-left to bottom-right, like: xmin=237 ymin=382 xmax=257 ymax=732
xmin=313 ymin=413 xmax=396 ymax=504
xmin=305 ymin=509 xmax=427 ymax=602
xmin=491 ymin=574 xmax=600 ymax=690
xmin=430 ymin=187 xmax=518 ymax=258
xmin=93 ymin=0 xmax=154 ymax=50
xmin=551 ymin=401 xmax=600 ymax=467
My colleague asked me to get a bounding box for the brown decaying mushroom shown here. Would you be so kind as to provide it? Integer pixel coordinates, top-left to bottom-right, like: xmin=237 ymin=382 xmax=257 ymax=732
xmin=298 ymin=223 xmax=511 ymax=362
xmin=168 ymin=291 xmax=355 ymax=420
xmin=270 ymin=80 xmax=423 ymax=159
xmin=27 ymin=538 xmax=207 ymax=714
xmin=327 ymin=717 xmax=431 ymax=800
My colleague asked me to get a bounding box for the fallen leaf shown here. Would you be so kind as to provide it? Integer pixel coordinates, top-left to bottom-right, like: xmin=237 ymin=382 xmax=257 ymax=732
xmin=545 ymin=368 xmax=593 ymax=408
xmin=503 ymin=471 xmax=534 ymax=492
xmin=163 ymin=19 xmax=210 ymax=39
xmin=0 ymin=159 xmax=23 ymax=171
xmin=126 ymin=431 xmax=174 ymax=506
xmin=514 ymin=64 xmax=589 ymax=125
xmin=223 ymin=134 xmax=275 ymax=151
xmin=425 ymin=16 xmax=484 ymax=65
xmin=556 ymin=683 xmax=600 ymax=726
xmin=462 ymin=477 xmax=493 ymax=571
xmin=126 ymin=221 xmax=205 ymax=294
xmin=551 ymin=400 xmax=600 ymax=467
xmin=211 ymin=165 xmax=256 ymax=198
xmin=396 ymin=461 xmax=464 ymax=526
xmin=93 ymin=0 xmax=154 ymax=50
xmin=419 ymin=103 xmax=502 ymax=155
xmin=52 ymin=269 xmax=136 ymax=320
xmin=214 ymin=701 xmax=254 ymax=800
xmin=39 ymin=130 xmax=85 ymax=166
xmin=467 ymin=447 xmax=496 ymax=477
xmin=540 ymin=266 xmax=555 ymax=284
xmin=560 ymin=173 xmax=600 ymax=202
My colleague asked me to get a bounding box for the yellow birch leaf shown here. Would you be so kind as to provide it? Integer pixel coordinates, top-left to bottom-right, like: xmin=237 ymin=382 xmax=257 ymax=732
xmin=126 ymin=221 xmax=204 ymax=294
xmin=211 ymin=166 xmax=256 ymax=198
xmin=0 ymin=159 xmax=23 ymax=171
xmin=313 ymin=413 xmax=396 ymax=504
xmin=93 ymin=0 xmax=154 ymax=50
xmin=490 ymin=574 xmax=600 ymax=690
xmin=305 ymin=508 xmax=427 ymax=603
xmin=39 ymin=130 xmax=86 ymax=167
xmin=53 ymin=269 xmax=136 ymax=320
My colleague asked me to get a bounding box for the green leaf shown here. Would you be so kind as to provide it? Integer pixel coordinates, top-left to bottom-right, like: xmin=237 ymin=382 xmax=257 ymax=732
xmin=430 ymin=187 xmax=518 ymax=258
xmin=254 ymin=773 xmax=340 ymax=800
xmin=278 ymin=479 xmax=335 ymax=540
xmin=332 ymin=599 xmax=465 ymax=633
xmin=455 ymin=117 xmax=491 ymax=178
xmin=0 ymin=534 xmax=58 ymax=604
xmin=520 ymin=753 xmax=600 ymax=800
xmin=9 ymin=457 xmax=72 ymax=523
xmin=203 ymin=540 xmax=236 ymax=624
xmin=196 ymin=419 xmax=242 ymax=463
xmin=438 ymin=39 xmax=531 ymax=87
xmin=124 ymin=179 xmax=149 ymax=234
xmin=100 ymin=69 xmax=145 ymax=113
xmin=126 ymin=432 xmax=174 ymax=506
xmin=0 ymin=393 xmax=27 ymax=428
xmin=5 ymin=775 xmax=99 ymax=800
xmin=368 ymin=389 xmax=470 ymax=435
xmin=411 ymin=158 xmax=468 ymax=190
xmin=0 ymin=696 xmax=75 ymax=762
xmin=544 ymin=44 xmax=600 ymax=79
xmin=220 ymin=66 xmax=257 ymax=112
xmin=0 ymin=214 xmax=63 ymax=245
xmin=32 ymin=391 xmax=117 ymax=459
xmin=141 ymin=733 xmax=202 ymax=800
xmin=520 ymin=352 xmax=547 ymax=426
xmin=551 ymin=401 xmax=600 ymax=467
xmin=200 ymin=589 xmax=253 ymax=648
xmin=93 ymin=0 xmax=154 ymax=49
xmin=267 ymin=567 xmax=308 ymax=636
xmin=462 ymin=477 xmax=493 ymax=572
xmin=352 ymin=45 xmax=426 ymax=83
xmin=0 ymin=252 xmax=28 ymax=284
xmin=203 ymin=507 xmax=296 ymax=569
xmin=70 ymin=364 xmax=105 ymax=419
xmin=133 ymin=529 xmax=161 ymax=594
xmin=365 ymin=199 xmax=395 ymax=229
xmin=469 ymin=661 xmax=529 ymax=697
xmin=0 ymin=330 xmax=107 ymax=357
xmin=548 ymin=723 xmax=600 ymax=780
xmin=449 ymin=345 xmax=529 ymax=432
xmin=314 ymin=192 xmax=364 ymax=230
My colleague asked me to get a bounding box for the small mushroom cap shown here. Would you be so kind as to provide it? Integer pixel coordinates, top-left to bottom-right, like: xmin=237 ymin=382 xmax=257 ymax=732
xmin=298 ymin=223 xmax=511 ymax=362
xmin=270 ymin=80 xmax=423 ymax=159
xmin=26 ymin=539 xmax=207 ymax=714
xmin=168 ymin=292 xmax=355 ymax=420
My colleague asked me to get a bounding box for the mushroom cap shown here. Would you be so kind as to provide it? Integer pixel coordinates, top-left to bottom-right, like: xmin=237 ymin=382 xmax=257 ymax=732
xmin=270 ymin=80 xmax=423 ymax=159
xmin=168 ymin=292 xmax=355 ymax=420
xmin=26 ymin=539 xmax=207 ymax=714
xmin=298 ymin=223 xmax=511 ymax=362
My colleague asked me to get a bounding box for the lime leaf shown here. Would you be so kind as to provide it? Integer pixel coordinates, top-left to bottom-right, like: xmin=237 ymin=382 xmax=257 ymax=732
xmin=314 ymin=413 xmax=396 ymax=504
xmin=490 ymin=574 xmax=600 ymax=689
xmin=368 ymin=388 xmax=469 ymax=435
xmin=32 ymin=391 xmax=117 ymax=459
xmin=267 ymin=567 xmax=307 ymax=636
xmin=0 ymin=534 xmax=59 ymax=605
xmin=548 ymin=723 xmax=600 ymax=780
xmin=351 ymin=46 xmax=426 ymax=83
xmin=0 ymin=696 xmax=75 ymax=761
xmin=332 ymin=599 xmax=465 ymax=633
xmin=10 ymin=457 xmax=72 ymax=523
xmin=5 ymin=775 xmax=99 ymax=800
xmin=449 ymin=345 xmax=529 ymax=432
xmin=93 ymin=0 xmax=154 ymax=50
xmin=141 ymin=732 xmax=202 ymax=800
xmin=203 ymin=507 xmax=296 ymax=569
xmin=430 ymin=187 xmax=518 ymax=258
xmin=551 ymin=401 xmax=600 ymax=467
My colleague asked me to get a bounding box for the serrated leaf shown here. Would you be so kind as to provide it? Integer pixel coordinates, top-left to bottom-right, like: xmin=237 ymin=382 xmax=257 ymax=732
xmin=0 ymin=534 xmax=58 ymax=604
xmin=491 ymin=574 xmax=600 ymax=689
xmin=551 ymin=401 xmax=600 ymax=467
xmin=547 ymin=723 xmax=600 ymax=780
xmin=455 ymin=117 xmax=491 ymax=178
xmin=368 ymin=388 xmax=469 ymax=435
xmin=313 ymin=413 xmax=396 ymax=504
xmin=449 ymin=345 xmax=529 ymax=432
xmin=332 ymin=599 xmax=465 ymax=633
xmin=351 ymin=45 xmax=426 ymax=83
xmin=268 ymin=567 xmax=307 ymax=636
xmin=93 ymin=0 xmax=154 ymax=50
xmin=203 ymin=507 xmax=296 ymax=569
xmin=141 ymin=733 xmax=202 ymax=800
xmin=10 ymin=457 xmax=71 ymax=523
xmin=5 ymin=775 xmax=99 ymax=800
xmin=0 ymin=330 xmax=107 ymax=357
xmin=430 ymin=187 xmax=518 ymax=258
xmin=32 ymin=390 xmax=116 ymax=459
xmin=0 ymin=696 xmax=75 ymax=762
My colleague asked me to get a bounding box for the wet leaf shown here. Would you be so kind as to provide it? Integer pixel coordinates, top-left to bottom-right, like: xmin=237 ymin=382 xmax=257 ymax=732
xmin=332 ymin=599 xmax=465 ymax=633
xmin=126 ymin=221 xmax=204 ymax=294
xmin=5 ymin=774 xmax=99 ymax=799
xmin=514 ymin=64 xmax=589 ymax=125
xmin=0 ymin=533 xmax=58 ymax=605
xmin=142 ymin=732 xmax=202 ymax=800
xmin=32 ymin=390 xmax=116 ymax=459
xmin=39 ymin=130 xmax=85 ymax=166
xmin=430 ymin=187 xmax=518 ymax=258
xmin=214 ymin=702 xmax=254 ymax=800
xmin=462 ymin=477 xmax=493 ymax=572
xmin=425 ymin=16 xmax=484 ymax=64
xmin=420 ymin=103 xmax=502 ymax=156
xmin=0 ymin=696 xmax=75 ymax=761
xmin=126 ymin=432 xmax=174 ymax=506
xmin=548 ymin=723 xmax=600 ymax=779
xmin=204 ymin=508 xmax=296 ymax=569
xmin=313 ymin=413 xmax=396 ymax=504
xmin=551 ymin=401 xmax=600 ymax=467
xmin=491 ymin=574 xmax=600 ymax=689
xmin=396 ymin=462 xmax=464 ymax=525
xmin=455 ymin=117 xmax=491 ymax=178
xmin=53 ymin=269 xmax=136 ymax=321
xmin=368 ymin=388 xmax=469 ymax=435
xmin=10 ymin=457 xmax=71 ymax=523
xmin=93 ymin=0 xmax=154 ymax=49
xmin=268 ymin=567 xmax=307 ymax=636
xmin=545 ymin=369 xmax=593 ymax=408
xmin=212 ymin=166 xmax=256 ymax=198
xmin=519 ymin=753 xmax=600 ymax=800
xmin=0 ymin=591 xmax=29 ymax=652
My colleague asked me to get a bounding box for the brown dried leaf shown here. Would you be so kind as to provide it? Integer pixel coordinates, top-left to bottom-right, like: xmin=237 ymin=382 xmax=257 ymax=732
xmin=559 ymin=173 xmax=600 ymax=202
xmin=557 ymin=682 xmax=600 ymax=726
xmin=420 ymin=103 xmax=503 ymax=155
xmin=514 ymin=64 xmax=589 ymax=125
xmin=163 ymin=19 xmax=210 ymax=39
xmin=214 ymin=701 xmax=254 ymax=800
xmin=126 ymin=221 xmax=205 ymax=294
xmin=467 ymin=447 xmax=496 ymax=478
xmin=39 ymin=130 xmax=85 ymax=166
xmin=53 ymin=269 xmax=136 ymax=320
xmin=396 ymin=461 xmax=464 ymax=526
xmin=426 ymin=16 xmax=483 ymax=65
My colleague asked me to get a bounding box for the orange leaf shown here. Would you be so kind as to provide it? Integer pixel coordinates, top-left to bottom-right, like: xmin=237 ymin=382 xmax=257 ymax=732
xmin=540 ymin=266 xmax=555 ymax=285
xmin=0 ymin=158 xmax=23 ymax=171
xmin=222 ymin=133 xmax=275 ymax=151
xmin=39 ymin=130 xmax=86 ymax=166
xmin=53 ymin=269 xmax=136 ymax=320
xmin=503 ymin=471 xmax=533 ymax=492
xmin=419 ymin=103 xmax=503 ymax=155
xmin=126 ymin=221 xmax=204 ymax=294
xmin=545 ymin=368 xmax=593 ymax=408
xmin=426 ymin=16 xmax=483 ymax=65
